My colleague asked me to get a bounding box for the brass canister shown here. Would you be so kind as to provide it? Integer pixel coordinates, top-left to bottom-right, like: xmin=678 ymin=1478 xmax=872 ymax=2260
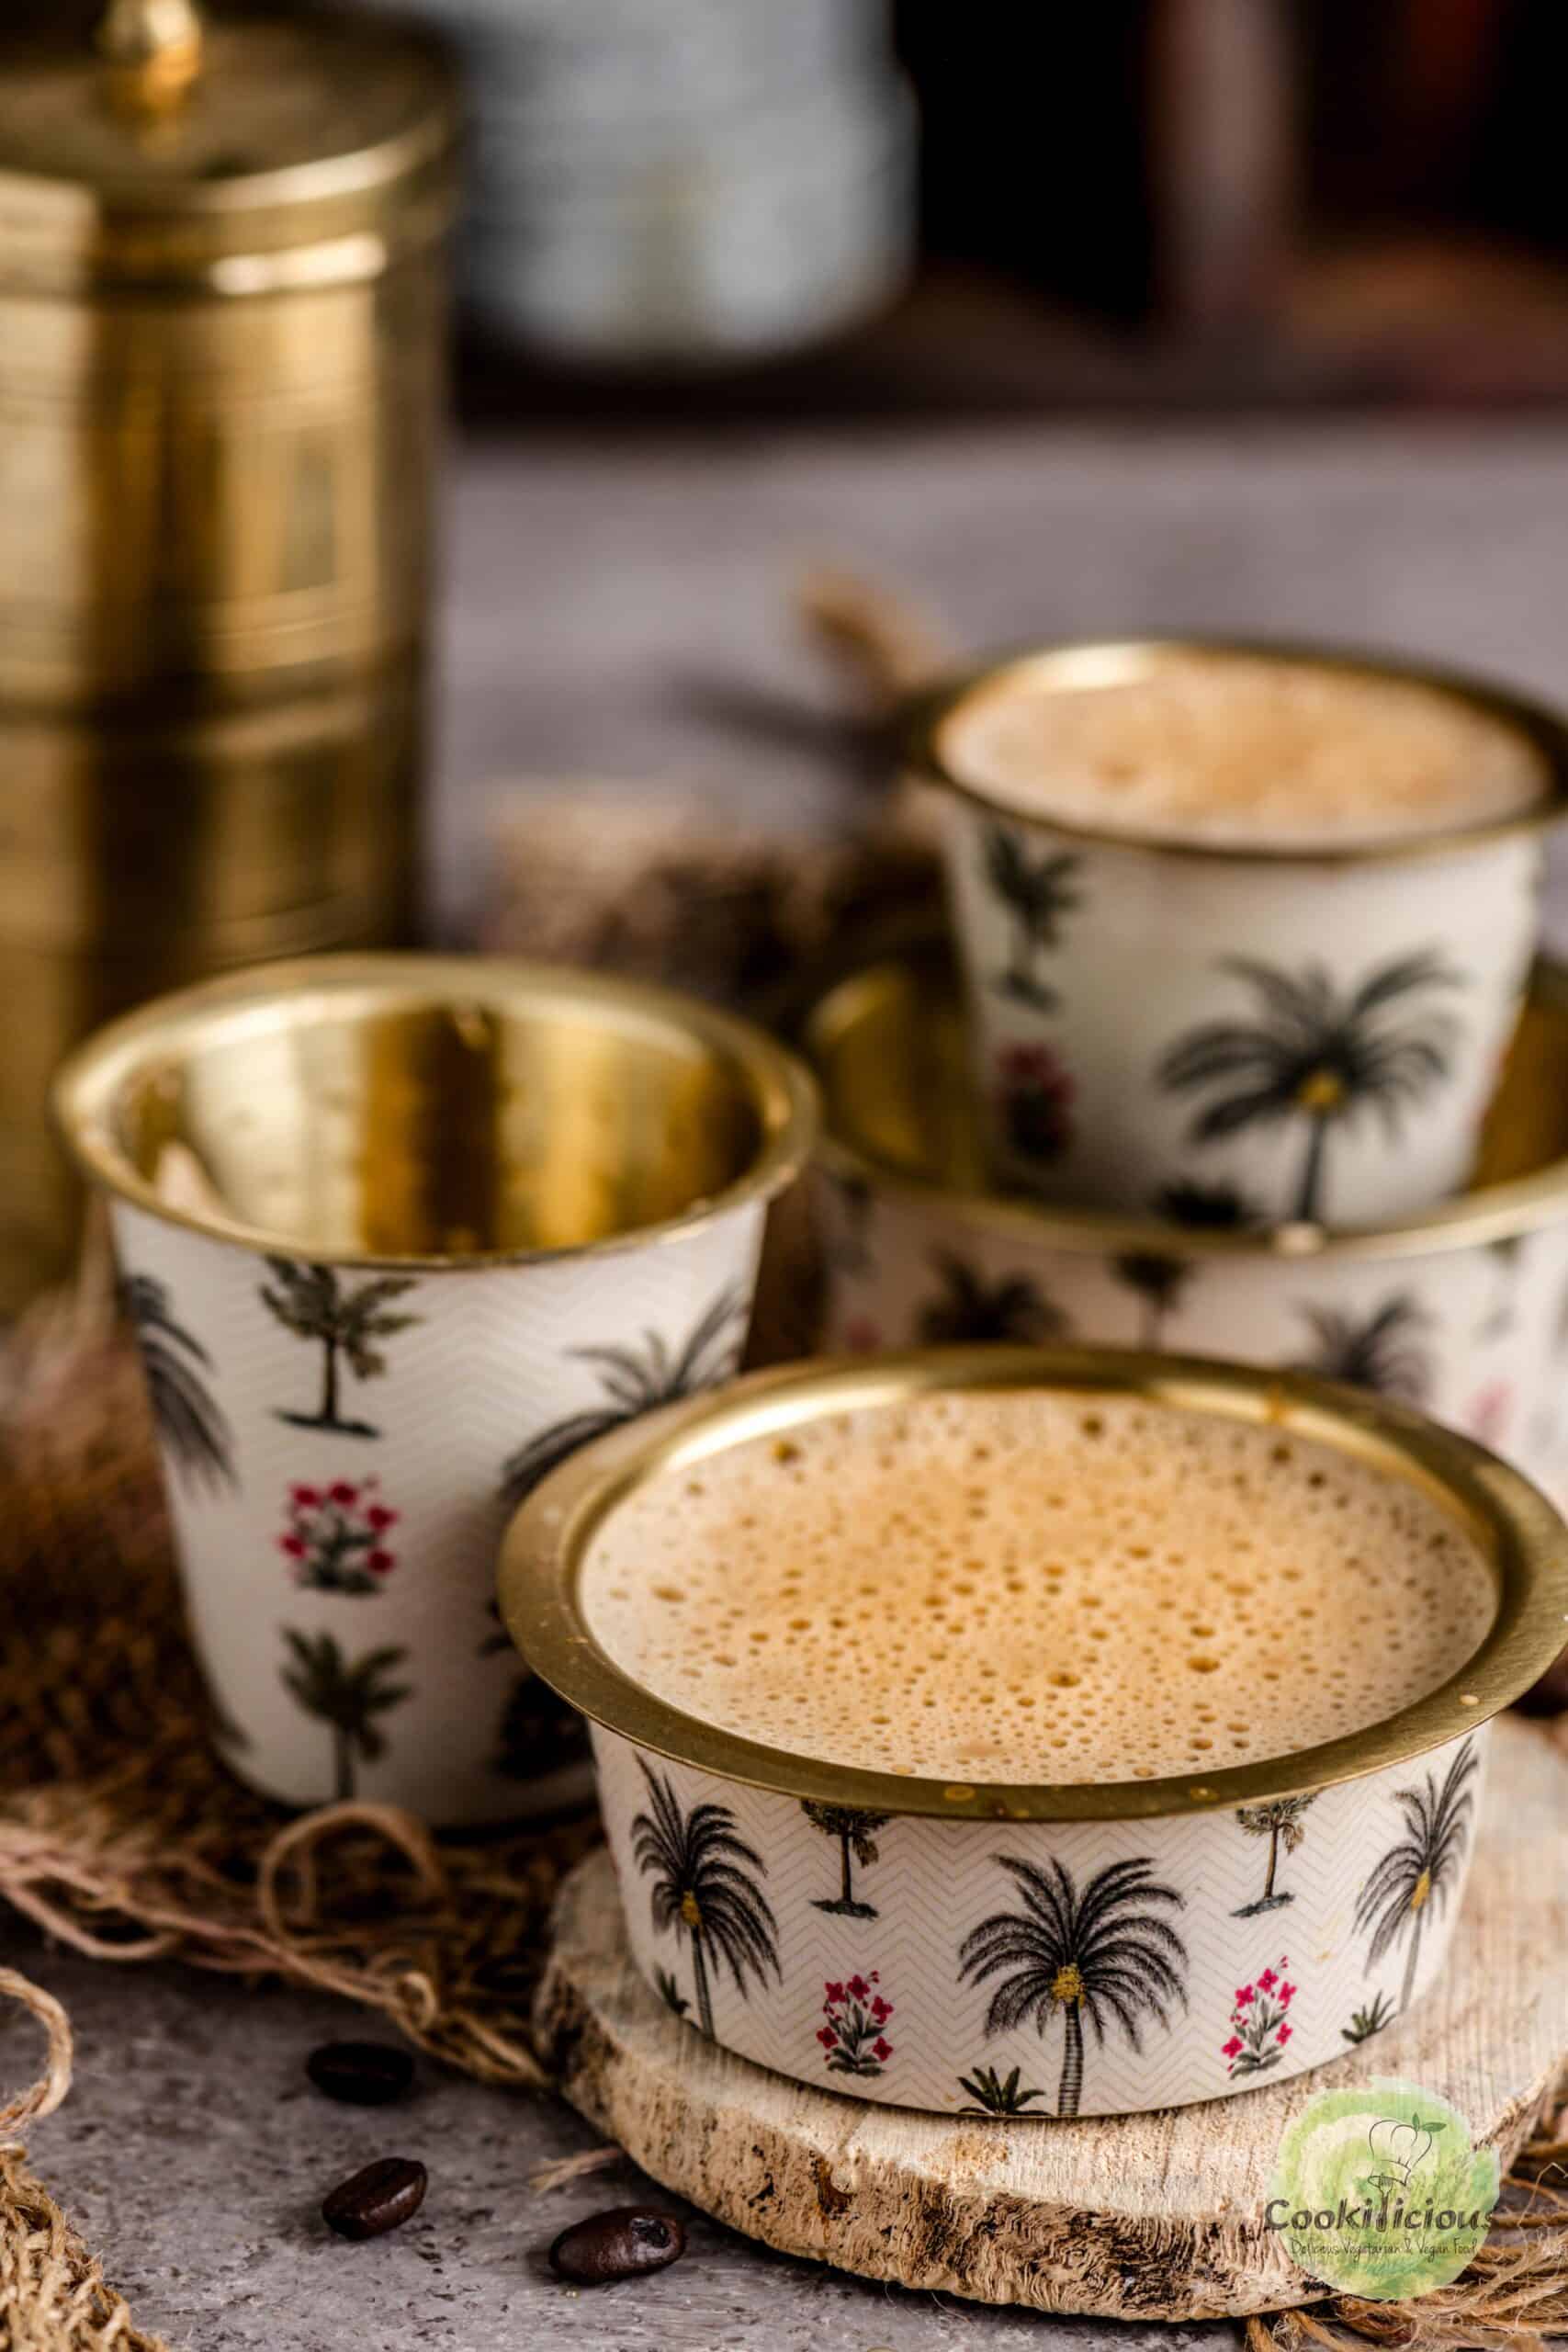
xmin=0 ymin=0 xmax=457 ymax=1306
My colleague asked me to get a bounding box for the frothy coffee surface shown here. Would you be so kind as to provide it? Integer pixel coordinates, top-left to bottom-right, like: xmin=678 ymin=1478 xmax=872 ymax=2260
xmin=581 ymin=1389 xmax=1494 ymax=1782
xmin=939 ymin=650 xmax=1548 ymax=848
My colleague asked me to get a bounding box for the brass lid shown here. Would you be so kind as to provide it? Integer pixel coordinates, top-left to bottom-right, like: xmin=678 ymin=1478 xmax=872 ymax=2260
xmin=0 ymin=2 xmax=458 ymax=291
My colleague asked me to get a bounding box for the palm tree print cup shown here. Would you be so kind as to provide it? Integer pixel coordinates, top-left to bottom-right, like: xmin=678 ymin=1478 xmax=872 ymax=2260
xmin=958 ymin=1856 xmax=1188 ymax=2119
xmin=54 ymin=953 xmax=815 ymax=1824
xmin=1232 ymin=1793 xmax=1318 ymax=1917
xmin=921 ymin=639 xmax=1563 ymax=1221
xmin=1354 ymin=1738 xmax=1480 ymax=2017
xmin=629 ymin=1758 xmax=780 ymax=2041
xmin=504 ymin=1352 xmax=1568 ymax=2115
xmin=1159 ymin=952 xmax=1465 ymax=1226
xmin=801 ymin=1802 xmax=891 ymax=1917
xmin=279 ymin=1631 xmax=412 ymax=1802
xmin=261 ymin=1261 xmax=422 ymax=1439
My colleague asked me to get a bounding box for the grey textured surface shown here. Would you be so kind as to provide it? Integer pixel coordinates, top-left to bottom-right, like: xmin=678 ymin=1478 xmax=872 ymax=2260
xmin=10 ymin=1929 xmax=1234 ymax=2350
xmin=16 ymin=416 xmax=1568 ymax=2346
xmin=432 ymin=420 xmax=1568 ymax=941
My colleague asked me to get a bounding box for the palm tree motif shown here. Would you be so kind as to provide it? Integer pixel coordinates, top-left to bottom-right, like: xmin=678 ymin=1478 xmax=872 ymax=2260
xmin=278 ymin=1631 xmax=412 ymax=1801
xmin=653 ymin=1967 xmax=690 ymax=2020
xmin=1293 ymin=1294 xmax=1433 ymax=1405
xmin=1112 ymin=1250 xmax=1192 ymax=1348
xmin=1353 ymin=1737 xmax=1479 ymax=2016
xmin=916 ymin=1250 xmax=1070 ymax=1347
xmin=956 ymin=2064 xmax=1048 ymax=2117
xmin=1341 ymin=1991 xmax=1395 ymax=2047
xmin=118 ymin=1272 xmax=236 ymax=1494
xmin=629 ymin=1758 xmax=780 ymax=2041
xmin=260 ymin=1261 xmax=422 ymax=1439
xmin=1157 ymin=950 xmax=1465 ymax=1223
xmin=826 ymin=1173 xmax=874 ymax=1275
xmin=958 ymin=1855 xmax=1188 ymax=2119
xmin=981 ymin=823 xmax=1082 ymax=1007
xmin=800 ymin=1802 xmax=893 ymax=1918
xmin=1232 ymin=1793 xmax=1318 ymax=1917
xmin=1156 ymin=1178 xmax=1265 ymax=1230
xmin=1478 ymin=1236 xmax=1524 ymax=1340
xmin=499 ymin=1285 xmax=748 ymax=1509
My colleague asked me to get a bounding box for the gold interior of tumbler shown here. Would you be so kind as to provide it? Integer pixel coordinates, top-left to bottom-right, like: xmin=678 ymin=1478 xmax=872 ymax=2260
xmin=56 ymin=955 xmax=814 ymax=1263
xmin=806 ymin=944 xmax=1568 ymax=1260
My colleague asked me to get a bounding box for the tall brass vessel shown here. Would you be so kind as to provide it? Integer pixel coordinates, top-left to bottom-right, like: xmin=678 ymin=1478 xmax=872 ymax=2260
xmin=0 ymin=0 xmax=457 ymax=1307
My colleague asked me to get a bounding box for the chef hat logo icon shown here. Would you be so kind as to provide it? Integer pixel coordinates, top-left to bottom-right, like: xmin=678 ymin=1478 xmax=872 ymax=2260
xmin=1367 ymin=2112 xmax=1437 ymax=2190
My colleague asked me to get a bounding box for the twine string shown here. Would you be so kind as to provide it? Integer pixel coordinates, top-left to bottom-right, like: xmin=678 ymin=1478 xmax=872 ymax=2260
xmin=0 ymin=1969 xmax=73 ymax=2147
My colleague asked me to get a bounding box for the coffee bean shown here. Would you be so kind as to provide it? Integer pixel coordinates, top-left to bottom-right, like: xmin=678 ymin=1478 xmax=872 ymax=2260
xmin=321 ymin=2157 xmax=427 ymax=2241
xmin=306 ymin=2041 xmax=415 ymax=2107
xmin=548 ymin=2206 xmax=686 ymax=2285
xmin=1515 ymin=1645 xmax=1568 ymax=1719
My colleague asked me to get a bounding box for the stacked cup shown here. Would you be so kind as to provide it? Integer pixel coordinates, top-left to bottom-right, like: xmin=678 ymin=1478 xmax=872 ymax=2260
xmin=807 ymin=637 xmax=1568 ymax=1504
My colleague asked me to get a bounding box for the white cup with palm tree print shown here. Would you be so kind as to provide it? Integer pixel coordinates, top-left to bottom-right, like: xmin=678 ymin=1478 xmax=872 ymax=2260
xmin=500 ymin=1349 xmax=1568 ymax=2116
xmin=54 ymin=954 xmax=817 ymax=1826
xmin=912 ymin=640 xmax=1568 ymax=1227
xmin=804 ymin=943 xmax=1568 ymax=1530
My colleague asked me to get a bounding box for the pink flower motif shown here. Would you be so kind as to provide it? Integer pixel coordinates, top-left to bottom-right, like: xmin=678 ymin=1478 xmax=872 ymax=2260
xmin=1235 ymin=1984 xmax=1256 ymax=2007
xmin=290 ymin=1485 xmax=321 ymax=1509
xmin=1279 ymin=1981 xmax=1297 ymax=2006
xmin=1258 ymin=1967 xmax=1278 ymax=1992
xmin=278 ymin=1533 xmax=306 ymax=1557
xmin=870 ymin=1996 xmax=892 ymax=2023
xmin=847 ymin=1974 xmax=869 ymax=2001
xmin=1277 ymin=2023 xmax=1292 ymax=2045
xmin=366 ymin=1504 xmax=399 ymax=1531
xmin=824 ymin=1981 xmax=845 ymax=2006
xmin=1222 ymin=2036 xmax=1243 ymax=2060
xmin=817 ymin=2026 xmax=837 ymax=2049
xmin=1465 ymin=1380 xmax=1513 ymax=1450
xmin=328 ymin=1480 xmax=359 ymax=1506
xmin=872 ymin=2038 xmax=893 ymax=2063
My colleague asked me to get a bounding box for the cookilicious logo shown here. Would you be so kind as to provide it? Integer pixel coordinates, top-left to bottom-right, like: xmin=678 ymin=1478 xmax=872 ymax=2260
xmin=1266 ymin=2078 xmax=1498 ymax=2300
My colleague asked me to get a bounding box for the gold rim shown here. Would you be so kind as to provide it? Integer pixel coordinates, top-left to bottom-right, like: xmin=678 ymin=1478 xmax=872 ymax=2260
xmin=908 ymin=634 xmax=1568 ymax=864
xmin=498 ymin=1345 xmax=1568 ymax=1823
xmin=52 ymin=952 xmax=819 ymax=1272
xmin=805 ymin=950 xmax=1568 ymax=1262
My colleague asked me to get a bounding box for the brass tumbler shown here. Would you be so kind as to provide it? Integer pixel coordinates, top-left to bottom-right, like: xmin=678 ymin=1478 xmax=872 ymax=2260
xmin=0 ymin=0 xmax=457 ymax=1307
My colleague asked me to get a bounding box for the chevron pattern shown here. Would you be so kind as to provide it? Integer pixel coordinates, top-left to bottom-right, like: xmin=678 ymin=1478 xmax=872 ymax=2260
xmin=114 ymin=1196 xmax=763 ymax=1825
xmin=596 ymin=1724 xmax=1489 ymax=2118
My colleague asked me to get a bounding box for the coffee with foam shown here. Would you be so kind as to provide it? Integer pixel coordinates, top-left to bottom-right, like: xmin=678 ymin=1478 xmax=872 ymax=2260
xmin=581 ymin=1388 xmax=1495 ymax=1783
xmin=938 ymin=650 xmax=1548 ymax=850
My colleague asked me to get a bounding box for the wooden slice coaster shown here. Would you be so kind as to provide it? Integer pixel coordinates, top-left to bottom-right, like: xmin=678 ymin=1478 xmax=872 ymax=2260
xmin=533 ymin=1717 xmax=1568 ymax=2323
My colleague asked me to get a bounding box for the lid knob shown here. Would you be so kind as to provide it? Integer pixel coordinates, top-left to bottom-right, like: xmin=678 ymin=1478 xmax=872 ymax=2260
xmin=98 ymin=0 xmax=204 ymax=116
